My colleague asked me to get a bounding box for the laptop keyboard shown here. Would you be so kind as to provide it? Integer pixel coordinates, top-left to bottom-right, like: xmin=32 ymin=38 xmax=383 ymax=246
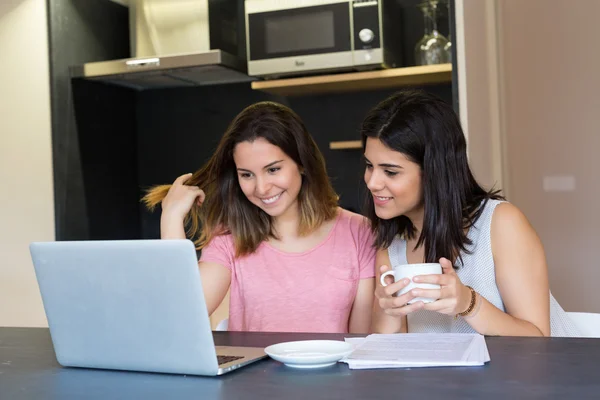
xmin=217 ymin=355 xmax=244 ymax=366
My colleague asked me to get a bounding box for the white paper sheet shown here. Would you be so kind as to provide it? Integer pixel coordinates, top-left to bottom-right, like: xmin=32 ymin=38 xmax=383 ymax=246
xmin=341 ymin=333 xmax=490 ymax=370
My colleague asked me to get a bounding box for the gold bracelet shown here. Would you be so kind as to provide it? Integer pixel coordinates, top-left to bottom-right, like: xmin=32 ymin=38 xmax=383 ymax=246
xmin=456 ymin=286 xmax=477 ymax=319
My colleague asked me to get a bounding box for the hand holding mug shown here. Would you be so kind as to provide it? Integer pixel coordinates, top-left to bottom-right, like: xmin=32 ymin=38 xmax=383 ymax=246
xmin=411 ymin=257 xmax=473 ymax=316
xmin=375 ymin=263 xmax=442 ymax=316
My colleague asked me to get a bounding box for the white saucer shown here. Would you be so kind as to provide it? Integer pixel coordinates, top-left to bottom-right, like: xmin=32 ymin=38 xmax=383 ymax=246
xmin=264 ymin=340 xmax=354 ymax=369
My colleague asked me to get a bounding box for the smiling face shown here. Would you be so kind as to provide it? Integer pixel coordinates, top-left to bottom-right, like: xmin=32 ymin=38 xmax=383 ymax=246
xmin=233 ymin=137 xmax=303 ymax=221
xmin=363 ymin=137 xmax=424 ymax=222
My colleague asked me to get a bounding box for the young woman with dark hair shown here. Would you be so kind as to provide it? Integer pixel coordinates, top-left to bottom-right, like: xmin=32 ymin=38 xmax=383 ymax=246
xmin=363 ymin=90 xmax=578 ymax=337
xmin=144 ymin=101 xmax=375 ymax=333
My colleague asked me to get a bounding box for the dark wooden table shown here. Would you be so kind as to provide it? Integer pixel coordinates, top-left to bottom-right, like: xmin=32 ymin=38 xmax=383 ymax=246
xmin=1 ymin=328 xmax=599 ymax=399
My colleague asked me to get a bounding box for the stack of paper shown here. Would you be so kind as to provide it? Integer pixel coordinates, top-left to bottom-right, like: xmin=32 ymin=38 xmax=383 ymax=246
xmin=341 ymin=333 xmax=490 ymax=370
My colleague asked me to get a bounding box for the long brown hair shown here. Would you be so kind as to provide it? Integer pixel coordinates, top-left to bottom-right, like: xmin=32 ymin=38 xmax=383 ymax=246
xmin=143 ymin=101 xmax=339 ymax=256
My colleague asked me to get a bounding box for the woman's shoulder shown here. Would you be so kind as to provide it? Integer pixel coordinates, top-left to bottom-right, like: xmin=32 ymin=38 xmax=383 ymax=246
xmin=337 ymin=208 xmax=372 ymax=230
xmin=199 ymin=232 xmax=237 ymax=267
xmin=203 ymin=231 xmax=235 ymax=250
xmin=490 ymin=201 xmax=541 ymax=253
xmin=330 ymin=208 xmax=375 ymax=248
xmin=471 ymin=198 xmax=506 ymax=229
xmin=491 ymin=201 xmax=531 ymax=230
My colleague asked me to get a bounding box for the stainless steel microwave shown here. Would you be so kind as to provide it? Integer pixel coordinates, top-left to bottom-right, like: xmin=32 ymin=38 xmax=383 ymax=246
xmin=245 ymin=0 xmax=403 ymax=78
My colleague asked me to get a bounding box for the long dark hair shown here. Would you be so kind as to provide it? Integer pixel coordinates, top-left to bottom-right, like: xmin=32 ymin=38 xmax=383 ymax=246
xmin=361 ymin=90 xmax=503 ymax=264
xmin=143 ymin=101 xmax=339 ymax=256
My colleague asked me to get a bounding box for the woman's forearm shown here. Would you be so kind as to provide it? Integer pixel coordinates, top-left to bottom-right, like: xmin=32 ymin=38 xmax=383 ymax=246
xmin=160 ymin=213 xmax=186 ymax=240
xmin=464 ymin=294 xmax=545 ymax=336
xmin=372 ymin=309 xmax=406 ymax=333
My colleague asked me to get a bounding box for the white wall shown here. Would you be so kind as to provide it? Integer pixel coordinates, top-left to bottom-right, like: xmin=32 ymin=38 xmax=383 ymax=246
xmin=459 ymin=0 xmax=600 ymax=313
xmin=0 ymin=0 xmax=54 ymax=327
xmin=496 ymin=0 xmax=600 ymax=313
xmin=456 ymin=0 xmax=600 ymax=312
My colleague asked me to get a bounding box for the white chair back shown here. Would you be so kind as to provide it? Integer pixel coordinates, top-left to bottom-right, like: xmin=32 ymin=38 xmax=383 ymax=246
xmin=215 ymin=318 xmax=229 ymax=331
xmin=567 ymin=312 xmax=600 ymax=338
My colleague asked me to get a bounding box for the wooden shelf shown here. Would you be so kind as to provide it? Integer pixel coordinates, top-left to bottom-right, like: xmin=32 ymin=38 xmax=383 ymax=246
xmin=251 ymin=64 xmax=452 ymax=96
xmin=329 ymin=140 xmax=362 ymax=150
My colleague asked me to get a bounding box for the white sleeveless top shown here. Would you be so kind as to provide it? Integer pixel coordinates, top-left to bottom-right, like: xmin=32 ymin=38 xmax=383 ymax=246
xmin=387 ymin=199 xmax=580 ymax=337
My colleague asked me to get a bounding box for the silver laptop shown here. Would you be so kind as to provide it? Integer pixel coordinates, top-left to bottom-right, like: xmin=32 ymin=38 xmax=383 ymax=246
xmin=29 ymin=239 xmax=266 ymax=376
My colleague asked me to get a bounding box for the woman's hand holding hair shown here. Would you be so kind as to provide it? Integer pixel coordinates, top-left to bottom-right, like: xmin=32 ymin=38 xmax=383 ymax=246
xmin=162 ymin=173 xmax=205 ymax=219
xmin=160 ymin=173 xmax=205 ymax=239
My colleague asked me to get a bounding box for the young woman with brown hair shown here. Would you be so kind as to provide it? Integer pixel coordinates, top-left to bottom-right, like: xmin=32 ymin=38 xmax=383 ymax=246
xmin=144 ymin=101 xmax=375 ymax=333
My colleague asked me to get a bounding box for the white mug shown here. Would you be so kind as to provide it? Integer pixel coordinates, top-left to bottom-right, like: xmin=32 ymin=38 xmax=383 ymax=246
xmin=380 ymin=263 xmax=442 ymax=304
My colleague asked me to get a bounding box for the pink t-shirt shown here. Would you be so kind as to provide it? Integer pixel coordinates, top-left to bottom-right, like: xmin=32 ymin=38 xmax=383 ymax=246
xmin=200 ymin=208 xmax=375 ymax=333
